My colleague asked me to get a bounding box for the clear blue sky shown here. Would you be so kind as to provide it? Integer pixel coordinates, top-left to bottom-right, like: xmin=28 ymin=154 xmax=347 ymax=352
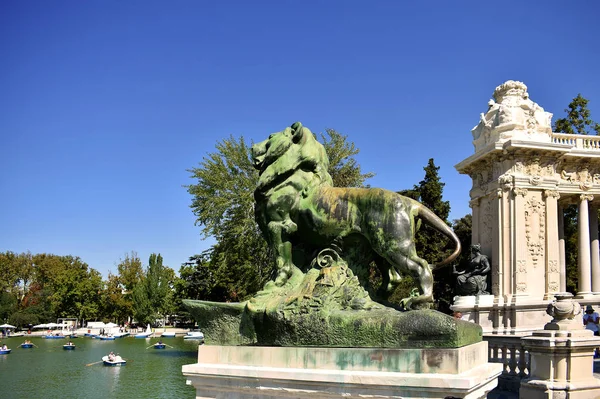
xmin=1 ymin=1 xmax=599 ymax=278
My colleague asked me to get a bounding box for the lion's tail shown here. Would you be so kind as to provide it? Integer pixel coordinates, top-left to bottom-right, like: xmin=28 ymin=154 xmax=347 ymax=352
xmin=416 ymin=204 xmax=461 ymax=268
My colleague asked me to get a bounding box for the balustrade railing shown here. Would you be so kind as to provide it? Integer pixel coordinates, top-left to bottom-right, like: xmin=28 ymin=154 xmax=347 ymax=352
xmin=551 ymin=132 xmax=600 ymax=150
xmin=484 ymin=335 xmax=530 ymax=393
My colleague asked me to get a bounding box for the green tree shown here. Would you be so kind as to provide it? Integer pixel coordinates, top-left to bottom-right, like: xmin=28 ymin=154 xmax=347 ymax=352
xmin=186 ymin=128 xmax=373 ymax=301
xmin=174 ymin=254 xmax=215 ymax=302
xmin=115 ymin=251 xmax=143 ymax=320
xmin=320 ymin=128 xmax=375 ymax=187
xmin=117 ymin=251 xmax=144 ymax=293
xmin=101 ymin=273 xmax=129 ymax=323
xmin=553 ymin=94 xmax=600 ymax=135
xmin=132 ymin=253 xmax=174 ymax=325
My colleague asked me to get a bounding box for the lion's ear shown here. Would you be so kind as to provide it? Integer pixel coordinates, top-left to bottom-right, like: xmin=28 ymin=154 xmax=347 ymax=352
xmin=291 ymin=122 xmax=304 ymax=143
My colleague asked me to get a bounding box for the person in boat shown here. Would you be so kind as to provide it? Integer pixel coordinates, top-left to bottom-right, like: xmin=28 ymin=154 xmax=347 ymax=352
xmin=1 ymin=344 xmax=7 ymax=350
xmin=114 ymin=353 xmax=123 ymax=362
xmin=108 ymin=351 xmax=115 ymax=361
xmin=67 ymin=341 xmax=73 ymax=345
xmin=158 ymin=340 xmax=163 ymax=345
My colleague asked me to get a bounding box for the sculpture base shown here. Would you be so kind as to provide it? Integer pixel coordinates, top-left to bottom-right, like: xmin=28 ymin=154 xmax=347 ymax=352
xmin=182 ymin=343 xmax=502 ymax=399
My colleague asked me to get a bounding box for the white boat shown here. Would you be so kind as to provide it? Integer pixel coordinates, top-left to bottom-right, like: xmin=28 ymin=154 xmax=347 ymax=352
xmin=113 ymin=332 xmax=130 ymax=338
xmin=134 ymin=324 xmax=153 ymax=339
xmin=160 ymin=331 xmax=176 ymax=338
xmin=102 ymin=355 xmax=126 ymax=366
xmin=183 ymin=331 xmax=204 ymax=341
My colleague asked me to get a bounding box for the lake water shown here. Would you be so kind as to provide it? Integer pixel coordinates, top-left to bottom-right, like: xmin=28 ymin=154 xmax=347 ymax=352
xmin=0 ymin=335 xmax=199 ymax=399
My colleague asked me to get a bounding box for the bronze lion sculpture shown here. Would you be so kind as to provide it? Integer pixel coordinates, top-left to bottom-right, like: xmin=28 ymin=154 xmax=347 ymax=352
xmin=251 ymin=122 xmax=461 ymax=310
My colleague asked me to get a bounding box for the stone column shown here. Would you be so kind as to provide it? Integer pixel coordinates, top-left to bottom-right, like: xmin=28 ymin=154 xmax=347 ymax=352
xmin=470 ymin=198 xmax=480 ymax=246
xmin=577 ymin=194 xmax=594 ymax=297
xmin=492 ymin=189 xmax=503 ymax=298
xmin=591 ymin=204 xmax=600 ymax=294
xmin=513 ymin=188 xmax=529 ymax=298
xmin=558 ymin=203 xmax=566 ymax=292
xmin=543 ymin=190 xmax=560 ymax=299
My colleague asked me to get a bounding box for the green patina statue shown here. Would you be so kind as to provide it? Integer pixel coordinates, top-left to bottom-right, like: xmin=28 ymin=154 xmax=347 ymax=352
xmin=183 ymin=122 xmax=481 ymax=348
xmin=252 ymin=122 xmax=460 ymax=310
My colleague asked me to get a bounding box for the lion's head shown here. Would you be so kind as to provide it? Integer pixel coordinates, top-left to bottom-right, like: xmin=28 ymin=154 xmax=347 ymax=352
xmin=251 ymin=122 xmax=333 ymax=192
xmin=251 ymin=122 xmax=305 ymax=172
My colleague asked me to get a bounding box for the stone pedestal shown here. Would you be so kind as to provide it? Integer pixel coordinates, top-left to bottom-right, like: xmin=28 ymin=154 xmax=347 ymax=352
xmin=520 ymin=293 xmax=600 ymax=398
xmin=182 ymin=344 xmax=502 ymax=399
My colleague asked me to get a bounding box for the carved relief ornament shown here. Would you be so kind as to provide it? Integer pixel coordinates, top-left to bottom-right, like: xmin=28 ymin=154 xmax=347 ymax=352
xmin=525 ymin=196 xmax=545 ymax=266
xmin=561 ymin=168 xmax=594 ymax=191
xmin=513 ymin=187 xmax=528 ymax=197
xmin=580 ymin=194 xmax=594 ymax=202
xmin=498 ymin=174 xmax=512 ymax=190
xmin=543 ymin=190 xmax=560 ymax=199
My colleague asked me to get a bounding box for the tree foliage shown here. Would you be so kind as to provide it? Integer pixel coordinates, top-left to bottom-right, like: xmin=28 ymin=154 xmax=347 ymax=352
xmin=320 ymin=128 xmax=375 ymax=188
xmin=553 ymin=94 xmax=600 ymax=135
xmin=132 ymin=253 xmax=175 ymax=325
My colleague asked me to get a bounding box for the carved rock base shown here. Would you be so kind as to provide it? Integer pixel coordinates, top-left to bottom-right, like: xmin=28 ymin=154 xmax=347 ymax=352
xmin=182 ymin=343 xmax=502 ymax=399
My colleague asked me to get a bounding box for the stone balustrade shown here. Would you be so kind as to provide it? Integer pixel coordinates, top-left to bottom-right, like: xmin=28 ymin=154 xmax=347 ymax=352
xmin=484 ymin=335 xmax=530 ymax=393
xmin=551 ymin=132 xmax=600 ymax=150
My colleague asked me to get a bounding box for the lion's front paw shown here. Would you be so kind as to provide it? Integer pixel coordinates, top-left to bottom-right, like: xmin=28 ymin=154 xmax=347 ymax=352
xmin=399 ymin=297 xmax=414 ymax=311
xmin=274 ymin=271 xmax=289 ymax=286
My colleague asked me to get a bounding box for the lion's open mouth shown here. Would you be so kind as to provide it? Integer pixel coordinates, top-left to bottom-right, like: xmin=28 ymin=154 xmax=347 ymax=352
xmin=253 ymin=156 xmax=264 ymax=169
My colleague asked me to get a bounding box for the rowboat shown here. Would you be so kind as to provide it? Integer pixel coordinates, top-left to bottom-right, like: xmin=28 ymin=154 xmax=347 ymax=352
xmin=134 ymin=324 xmax=153 ymax=339
xmin=20 ymin=343 xmax=34 ymax=348
xmin=160 ymin=332 xmax=176 ymax=338
xmin=152 ymin=343 xmax=166 ymax=349
xmin=0 ymin=348 xmax=11 ymax=354
xmin=114 ymin=333 xmax=129 ymax=338
xmin=183 ymin=331 xmax=204 ymax=341
xmin=44 ymin=335 xmax=65 ymax=339
xmin=98 ymin=335 xmax=116 ymax=341
xmin=102 ymin=355 xmax=126 ymax=366
xmin=63 ymin=343 xmax=76 ymax=350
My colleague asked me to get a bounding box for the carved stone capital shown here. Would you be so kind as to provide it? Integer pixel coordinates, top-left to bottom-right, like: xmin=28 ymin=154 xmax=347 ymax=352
xmin=513 ymin=187 xmax=528 ymax=197
xmin=469 ymin=198 xmax=480 ymax=208
xmin=543 ymin=190 xmax=560 ymax=199
xmin=580 ymin=194 xmax=594 ymax=202
xmin=496 ymin=188 xmax=503 ymax=198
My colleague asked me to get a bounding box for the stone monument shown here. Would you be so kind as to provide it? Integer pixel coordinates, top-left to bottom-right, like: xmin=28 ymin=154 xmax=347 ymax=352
xmin=454 ymin=80 xmax=600 ymax=334
xmin=182 ymin=122 xmax=502 ymax=399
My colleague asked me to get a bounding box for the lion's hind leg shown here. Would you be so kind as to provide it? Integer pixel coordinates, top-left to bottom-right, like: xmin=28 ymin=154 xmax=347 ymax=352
xmin=387 ymin=251 xmax=434 ymax=310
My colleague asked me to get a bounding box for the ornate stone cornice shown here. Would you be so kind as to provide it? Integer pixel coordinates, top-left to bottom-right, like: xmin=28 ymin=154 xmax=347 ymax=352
xmin=513 ymin=188 xmax=528 ymax=197
xmin=543 ymin=190 xmax=560 ymax=199
xmin=469 ymin=199 xmax=480 ymax=208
